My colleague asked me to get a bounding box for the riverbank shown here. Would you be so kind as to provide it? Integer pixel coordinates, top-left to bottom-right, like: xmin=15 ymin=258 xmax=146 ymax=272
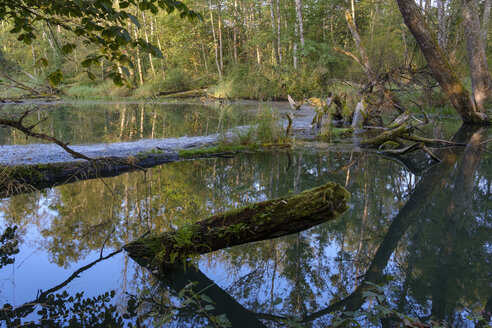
xmin=0 ymin=100 xmax=316 ymax=165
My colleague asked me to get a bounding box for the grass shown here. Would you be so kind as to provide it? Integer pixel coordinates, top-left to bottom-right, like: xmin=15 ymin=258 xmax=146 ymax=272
xmin=178 ymin=105 xmax=291 ymax=158
xmin=178 ymin=144 xmax=250 ymax=158
xmin=65 ymin=80 xmax=131 ymax=99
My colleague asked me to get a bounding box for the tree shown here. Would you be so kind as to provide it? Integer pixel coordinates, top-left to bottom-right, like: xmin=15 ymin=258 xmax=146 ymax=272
xmin=462 ymin=0 xmax=492 ymax=112
xmin=396 ymin=0 xmax=490 ymax=125
xmin=0 ymin=0 xmax=202 ymax=86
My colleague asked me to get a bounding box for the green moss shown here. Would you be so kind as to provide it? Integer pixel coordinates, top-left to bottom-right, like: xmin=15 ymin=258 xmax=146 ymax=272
xmin=217 ymin=223 xmax=249 ymax=238
xmin=329 ymin=127 xmax=354 ymax=137
xmin=126 ymin=182 xmax=350 ymax=267
xmin=178 ymin=144 xmax=249 ymax=158
xmin=1 ymin=165 xmax=49 ymax=180
xmin=136 ymin=148 xmax=165 ymax=157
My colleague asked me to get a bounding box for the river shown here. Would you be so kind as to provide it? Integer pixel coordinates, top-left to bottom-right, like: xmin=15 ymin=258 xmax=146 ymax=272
xmin=0 ymin=101 xmax=490 ymax=327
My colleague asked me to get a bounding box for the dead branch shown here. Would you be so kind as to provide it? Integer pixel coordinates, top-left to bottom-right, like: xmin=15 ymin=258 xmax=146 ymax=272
xmin=0 ymin=110 xmax=93 ymax=161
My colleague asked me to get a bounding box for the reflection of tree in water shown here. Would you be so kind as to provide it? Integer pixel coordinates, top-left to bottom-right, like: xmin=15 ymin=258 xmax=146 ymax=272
xmin=0 ymin=126 xmax=490 ymax=326
xmin=0 ymin=102 xmax=254 ymax=146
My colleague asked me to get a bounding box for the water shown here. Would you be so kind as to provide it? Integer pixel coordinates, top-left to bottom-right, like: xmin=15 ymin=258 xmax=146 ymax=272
xmin=0 ymin=102 xmax=490 ymax=327
xmin=0 ymin=101 xmax=259 ymax=145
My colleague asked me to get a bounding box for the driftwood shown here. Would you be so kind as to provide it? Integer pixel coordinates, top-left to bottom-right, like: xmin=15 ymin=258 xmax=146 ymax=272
xmin=124 ymin=182 xmax=349 ymax=263
xmin=361 ymin=123 xmax=414 ymax=148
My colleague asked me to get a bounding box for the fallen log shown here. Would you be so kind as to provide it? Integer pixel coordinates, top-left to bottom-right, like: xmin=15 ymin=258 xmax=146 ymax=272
xmin=124 ymin=182 xmax=349 ymax=264
xmin=0 ymin=153 xmax=178 ymax=198
xmin=159 ymin=89 xmax=208 ymax=98
xmin=361 ymin=123 xmax=414 ymax=148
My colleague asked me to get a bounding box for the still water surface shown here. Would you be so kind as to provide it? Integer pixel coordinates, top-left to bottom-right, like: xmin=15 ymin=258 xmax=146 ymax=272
xmin=0 ymin=102 xmax=490 ymax=327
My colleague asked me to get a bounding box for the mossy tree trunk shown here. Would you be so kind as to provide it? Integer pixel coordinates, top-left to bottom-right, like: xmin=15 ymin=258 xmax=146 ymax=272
xmin=124 ymin=182 xmax=349 ymax=263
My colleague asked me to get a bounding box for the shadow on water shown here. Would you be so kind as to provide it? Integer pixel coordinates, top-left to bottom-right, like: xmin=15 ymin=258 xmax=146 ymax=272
xmin=0 ymin=124 xmax=490 ymax=327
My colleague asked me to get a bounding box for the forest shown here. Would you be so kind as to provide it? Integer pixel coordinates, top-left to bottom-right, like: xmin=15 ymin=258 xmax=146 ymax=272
xmin=0 ymin=0 xmax=488 ymax=109
xmin=0 ymin=0 xmax=491 ymax=327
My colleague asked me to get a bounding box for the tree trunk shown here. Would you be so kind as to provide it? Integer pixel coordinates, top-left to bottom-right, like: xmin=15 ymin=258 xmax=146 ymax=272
xmin=302 ymin=126 xmax=487 ymax=321
xmin=268 ymin=0 xmax=280 ymax=65
xmin=218 ymin=2 xmax=224 ymax=73
xmin=233 ymin=0 xmax=239 ymax=63
xmin=294 ymin=0 xmax=304 ymax=47
xmin=293 ymin=23 xmax=298 ymax=69
xmin=276 ymin=0 xmax=282 ymax=63
xmin=124 ymin=182 xmax=349 ymax=262
xmin=396 ymin=0 xmax=489 ymax=124
xmin=141 ymin=12 xmax=156 ymax=77
xmin=132 ymin=261 xmax=268 ymax=328
xmin=133 ymin=28 xmax=144 ymax=86
xmin=201 ymin=42 xmax=209 ymax=74
xmin=437 ymin=0 xmax=447 ymax=49
xmin=209 ymin=3 xmax=222 ymax=79
xmin=483 ymin=0 xmax=491 ymax=46
xmin=343 ymin=10 xmax=404 ymax=113
xmin=462 ymin=0 xmax=492 ymax=112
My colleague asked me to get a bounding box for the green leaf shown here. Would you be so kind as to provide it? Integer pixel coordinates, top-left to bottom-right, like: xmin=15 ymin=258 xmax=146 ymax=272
xmin=200 ymin=294 xmax=213 ymax=303
xmin=81 ymin=58 xmax=94 ymax=67
xmin=362 ymin=291 xmax=379 ymax=298
xmin=35 ymin=57 xmax=49 ymax=68
xmin=127 ymin=13 xmax=140 ymax=29
xmin=61 ymin=43 xmax=76 ymax=55
xmin=86 ymin=71 xmax=96 ymax=80
xmin=47 ymin=70 xmax=63 ymax=86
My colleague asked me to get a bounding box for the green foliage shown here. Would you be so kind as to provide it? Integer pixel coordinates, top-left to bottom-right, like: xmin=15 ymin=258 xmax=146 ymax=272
xmin=211 ymin=64 xmax=280 ymax=100
xmin=333 ymin=281 xmax=427 ymax=327
xmin=66 ymin=79 xmax=131 ymax=98
xmin=178 ymin=282 xmax=232 ymax=328
xmin=178 ymin=144 xmax=248 ymax=158
xmin=0 ymin=0 xmax=201 ymax=86
xmin=0 ymin=225 xmax=19 ymax=269
xmin=0 ymin=49 xmax=20 ymax=75
xmin=254 ymin=106 xmax=287 ymax=144
xmin=135 ymin=68 xmax=193 ymax=96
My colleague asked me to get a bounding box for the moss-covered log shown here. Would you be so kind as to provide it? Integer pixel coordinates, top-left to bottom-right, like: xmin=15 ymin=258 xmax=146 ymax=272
xmin=0 ymin=153 xmax=179 ymax=198
xmin=124 ymin=182 xmax=349 ymax=263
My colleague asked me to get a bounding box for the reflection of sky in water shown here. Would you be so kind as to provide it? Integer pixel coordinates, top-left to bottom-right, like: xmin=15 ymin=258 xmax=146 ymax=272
xmin=0 ymin=126 xmax=490 ymax=326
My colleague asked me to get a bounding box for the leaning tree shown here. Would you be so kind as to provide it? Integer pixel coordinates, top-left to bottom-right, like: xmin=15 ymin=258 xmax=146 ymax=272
xmin=396 ymin=0 xmax=491 ymax=125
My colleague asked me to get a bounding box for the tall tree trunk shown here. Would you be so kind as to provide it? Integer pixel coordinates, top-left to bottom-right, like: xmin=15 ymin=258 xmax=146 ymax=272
xmin=141 ymin=12 xmax=156 ymax=77
xmin=268 ymin=0 xmax=280 ymax=64
xmin=233 ymin=0 xmax=239 ymax=63
xmin=437 ymin=0 xmax=447 ymax=49
xmin=276 ymin=0 xmax=283 ymax=63
xmin=218 ymin=2 xmax=224 ymax=73
xmin=342 ymin=10 xmax=404 ymax=113
xmin=396 ymin=0 xmax=489 ymax=124
xmin=209 ymin=3 xmax=222 ymax=79
xmin=201 ymin=42 xmax=209 ymax=74
xmin=483 ymin=0 xmax=491 ymax=47
xmin=156 ymin=38 xmax=165 ymax=74
xmin=133 ymin=29 xmax=144 ymax=86
xmin=293 ymin=23 xmax=298 ymax=69
xmin=294 ymin=0 xmax=304 ymax=47
xmin=462 ymin=0 xmax=492 ymax=112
